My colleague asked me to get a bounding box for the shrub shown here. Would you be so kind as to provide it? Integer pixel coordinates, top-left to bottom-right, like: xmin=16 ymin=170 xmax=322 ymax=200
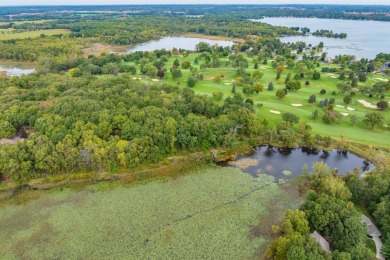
xmin=276 ymin=89 xmax=286 ymax=99
xmin=308 ymin=95 xmax=317 ymax=103
xmin=377 ymin=100 xmax=389 ymax=110
xmin=268 ymin=82 xmax=274 ymax=91
xmin=343 ymin=95 xmax=352 ymax=104
xmin=187 ymin=76 xmax=197 ymax=87
xmin=212 ymin=91 xmax=224 ymax=101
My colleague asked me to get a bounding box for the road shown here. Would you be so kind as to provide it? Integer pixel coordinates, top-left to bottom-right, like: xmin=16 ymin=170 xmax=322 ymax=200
xmin=361 ymin=215 xmax=385 ymax=260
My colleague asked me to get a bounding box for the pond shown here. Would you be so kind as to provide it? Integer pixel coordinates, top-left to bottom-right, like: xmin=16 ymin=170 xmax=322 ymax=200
xmin=0 ymin=63 xmax=35 ymax=76
xmin=127 ymin=36 xmax=234 ymax=53
xmin=252 ymin=17 xmax=390 ymax=59
xmin=219 ymin=146 xmax=373 ymax=179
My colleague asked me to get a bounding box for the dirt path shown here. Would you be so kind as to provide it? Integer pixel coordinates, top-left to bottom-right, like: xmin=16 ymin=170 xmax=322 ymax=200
xmin=361 ymin=215 xmax=385 ymax=260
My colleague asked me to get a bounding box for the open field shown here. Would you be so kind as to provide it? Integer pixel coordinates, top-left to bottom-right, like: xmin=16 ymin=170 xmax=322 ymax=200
xmin=0 ymin=29 xmax=70 ymax=40
xmin=0 ymin=166 xmax=301 ymax=259
xmin=0 ymin=20 xmax=54 ymax=26
xmin=122 ymin=53 xmax=390 ymax=147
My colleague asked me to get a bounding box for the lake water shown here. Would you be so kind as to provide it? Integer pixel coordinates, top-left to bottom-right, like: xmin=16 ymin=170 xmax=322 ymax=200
xmin=219 ymin=146 xmax=373 ymax=179
xmin=0 ymin=63 xmax=35 ymax=76
xmin=128 ymin=37 xmax=234 ymax=52
xmin=253 ymin=17 xmax=390 ymax=59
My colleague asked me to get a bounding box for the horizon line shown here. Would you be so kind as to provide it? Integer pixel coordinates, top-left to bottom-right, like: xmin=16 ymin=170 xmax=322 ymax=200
xmin=1 ymin=4 xmax=390 ymax=7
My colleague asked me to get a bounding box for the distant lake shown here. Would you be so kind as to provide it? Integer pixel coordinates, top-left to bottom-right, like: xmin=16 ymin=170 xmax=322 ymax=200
xmin=0 ymin=63 xmax=35 ymax=76
xmin=219 ymin=146 xmax=373 ymax=180
xmin=128 ymin=37 xmax=234 ymax=52
xmin=253 ymin=17 xmax=390 ymax=59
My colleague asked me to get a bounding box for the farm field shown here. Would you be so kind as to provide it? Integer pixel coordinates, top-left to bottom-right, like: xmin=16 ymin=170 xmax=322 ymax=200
xmin=0 ymin=166 xmax=301 ymax=259
xmin=0 ymin=29 xmax=70 ymax=40
xmin=0 ymin=20 xmax=54 ymax=26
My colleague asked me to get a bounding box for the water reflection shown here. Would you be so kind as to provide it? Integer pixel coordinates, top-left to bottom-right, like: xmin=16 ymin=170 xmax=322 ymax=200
xmin=219 ymin=146 xmax=373 ymax=179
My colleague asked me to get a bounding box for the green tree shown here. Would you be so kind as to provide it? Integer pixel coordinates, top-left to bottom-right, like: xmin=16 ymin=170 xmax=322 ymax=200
xmin=312 ymin=70 xmax=321 ymax=80
xmin=252 ymin=70 xmax=264 ymax=80
xmin=343 ymin=95 xmax=352 ymax=104
xmin=212 ymin=91 xmax=224 ymax=101
xmin=286 ymin=80 xmax=302 ymax=91
xmin=173 ymin=58 xmax=180 ymax=67
xmin=308 ymin=94 xmax=317 ymax=103
xmin=187 ymin=76 xmax=197 ymax=87
xmin=382 ymin=235 xmax=390 ymax=259
xmin=276 ymin=89 xmax=286 ymax=99
xmin=171 ymin=68 xmax=182 ymax=79
xmin=268 ymin=82 xmax=274 ymax=91
xmin=181 ymin=60 xmax=191 ymax=69
xmin=282 ymin=112 xmax=300 ymax=125
xmin=0 ymin=120 xmax=16 ymax=138
xmin=363 ymin=112 xmax=384 ymax=128
xmin=377 ymin=100 xmax=389 ymax=110
xmin=231 ymin=83 xmax=236 ymax=94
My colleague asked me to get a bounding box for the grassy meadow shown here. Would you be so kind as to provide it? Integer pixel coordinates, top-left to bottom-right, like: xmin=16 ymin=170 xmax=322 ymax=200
xmin=0 ymin=29 xmax=70 ymax=40
xmin=121 ymin=52 xmax=390 ymax=147
xmin=0 ymin=166 xmax=301 ymax=259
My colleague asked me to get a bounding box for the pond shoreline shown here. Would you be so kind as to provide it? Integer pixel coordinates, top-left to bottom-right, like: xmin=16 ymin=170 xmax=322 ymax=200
xmin=0 ymin=139 xmax=386 ymax=196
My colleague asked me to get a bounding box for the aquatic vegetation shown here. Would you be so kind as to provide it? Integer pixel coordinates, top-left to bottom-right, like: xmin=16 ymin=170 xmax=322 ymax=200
xmin=0 ymin=167 xmax=300 ymax=259
xmin=227 ymin=158 xmax=260 ymax=169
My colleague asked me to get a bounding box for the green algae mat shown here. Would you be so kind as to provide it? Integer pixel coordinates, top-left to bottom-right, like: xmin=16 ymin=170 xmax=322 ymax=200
xmin=0 ymin=167 xmax=300 ymax=259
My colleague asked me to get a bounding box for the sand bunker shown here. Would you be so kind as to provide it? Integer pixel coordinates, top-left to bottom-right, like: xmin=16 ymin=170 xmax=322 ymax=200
xmin=330 ymin=76 xmax=338 ymax=78
xmin=347 ymin=107 xmax=356 ymax=111
xmin=336 ymin=105 xmax=345 ymax=108
xmin=224 ymin=83 xmax=231 ymax=86
xmin=340 ymin=112 xmax=349 ymax=116
xmin=358 ymin=100 xmax=378 ymax=109
xmin=375 ymin=78 xmax=387 ymax=82
xmin=132 ymin=77 xmax=137 ymax=80
xmin=270 ymin=110 xmax=281 ymax=114
xmin=152 ymin=79 xmax=159 ymax=82
xmin=291 ymin=103 xmax=303 ymax=107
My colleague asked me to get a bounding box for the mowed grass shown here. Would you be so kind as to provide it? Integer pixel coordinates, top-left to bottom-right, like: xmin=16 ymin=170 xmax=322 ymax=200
xmin=0 ymin=166 xmax=300 ymax=259
xmin=0 ymin=29 xmax=70 ymax=40
xmin=124 ymin=53 xmax=390 ymax=147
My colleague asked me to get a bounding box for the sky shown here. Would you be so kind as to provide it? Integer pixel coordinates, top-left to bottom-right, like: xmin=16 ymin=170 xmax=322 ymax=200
xmin=1 ymin=0 xmax=389 ymax=6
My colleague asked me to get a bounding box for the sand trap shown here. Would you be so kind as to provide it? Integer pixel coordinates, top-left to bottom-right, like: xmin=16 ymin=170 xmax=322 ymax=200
xmin=132 ymin=77 xmax=137 ymax=80
xmin=270 ymin=110 xmax=281 ymax=114
xmin=224 ymin=83 xmax=231 ymax=86
xmin=291 ymin=103 xmax=303 ymax=107
xmin=261 ymin=67 xmax=267 ymax=69
xmin=152 ymin=79 xmax=159 ymax=82
xmin=336 ymin=105 xmax=345 ymax=108
xmin=347 ymin=107 xmax=356 ymax=111
xmin=358 ymin=100 xmax=378 ymax=109
xmin=375 ymin=78 xmax=387 ymax=81
xmin=138 ymin=78 xmax=141 ymax=80
xmin=330 ymin=76 xmax=338 ymax=78
xmin=340 ymin=112 xmax=349 ymax=116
